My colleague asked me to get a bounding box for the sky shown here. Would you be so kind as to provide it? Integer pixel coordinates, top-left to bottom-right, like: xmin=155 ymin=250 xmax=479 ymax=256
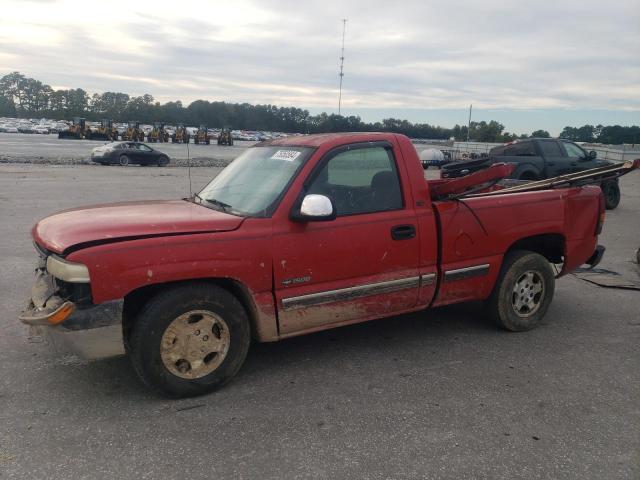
xmin=0 ymin=0 xmax=638 ymax=135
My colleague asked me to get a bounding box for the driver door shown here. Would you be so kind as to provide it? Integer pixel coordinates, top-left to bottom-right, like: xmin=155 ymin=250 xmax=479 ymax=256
xmin=560 ymin=141 xmax=598 ymax=172
xmin=272 ymin=143 xmax=421 ymax=335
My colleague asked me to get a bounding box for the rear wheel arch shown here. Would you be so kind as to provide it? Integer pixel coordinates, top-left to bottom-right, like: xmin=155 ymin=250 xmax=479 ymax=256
xmin=122 ymin=278 xmax=260 ymax=349
xmin=504 ymin=233 xmax=565 ymax=265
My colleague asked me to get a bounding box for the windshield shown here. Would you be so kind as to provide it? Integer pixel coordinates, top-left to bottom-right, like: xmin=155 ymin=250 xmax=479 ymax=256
xmin=197 ymin=145 xmax=314 ymax=217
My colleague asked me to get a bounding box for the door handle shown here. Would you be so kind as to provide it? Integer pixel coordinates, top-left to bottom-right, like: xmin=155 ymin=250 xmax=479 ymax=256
xmin=547 ymin=162 xmax=555 ymax=166
xmin=391 ymin=224 xmax=416 ymax=240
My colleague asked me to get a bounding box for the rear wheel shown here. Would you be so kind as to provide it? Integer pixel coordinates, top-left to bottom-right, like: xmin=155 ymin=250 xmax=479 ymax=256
xmin=485 ymin=250 xmax=555 ymax=331
xmin=119 ymin=154 xmax=130 ymax=166
xmin=129 ymin=283 xmax=251 ymax=397
xmin=602 ymin=181 xmax=620 ymax=210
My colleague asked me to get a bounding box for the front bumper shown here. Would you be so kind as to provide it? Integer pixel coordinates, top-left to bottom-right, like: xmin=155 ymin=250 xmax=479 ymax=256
xmin=19 ymin=271 xmax=125 ymax=360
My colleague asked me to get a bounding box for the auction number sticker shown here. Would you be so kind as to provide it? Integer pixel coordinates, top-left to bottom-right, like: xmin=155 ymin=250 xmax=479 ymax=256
xmin=270 ymin=150 xmax=301 ymax=161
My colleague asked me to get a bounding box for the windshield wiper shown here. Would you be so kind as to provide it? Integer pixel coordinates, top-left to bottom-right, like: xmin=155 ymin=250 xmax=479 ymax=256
xmin=194 ymin=193 xmax=232 ymax=213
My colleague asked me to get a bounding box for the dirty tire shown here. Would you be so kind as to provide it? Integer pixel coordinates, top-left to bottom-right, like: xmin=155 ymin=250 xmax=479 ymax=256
xmin=119 ymin=154 xmax=130 ymax=166
xmin=602 ymin=181 xmax=620 ymax=210
xmin=485 ymin=250 xmax=555 ymax=332
xmin=157 ymin=155 xmax=169 ymax=167
xmin=129 ymin=283 xmax=251 ymax=397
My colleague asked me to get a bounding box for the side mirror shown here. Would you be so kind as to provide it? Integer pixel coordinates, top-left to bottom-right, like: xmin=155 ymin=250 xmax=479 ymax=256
xmin=291 ymin=194 xmax=336 ymax=222
xmin=588 ymin=150 xmax=597 ymax=159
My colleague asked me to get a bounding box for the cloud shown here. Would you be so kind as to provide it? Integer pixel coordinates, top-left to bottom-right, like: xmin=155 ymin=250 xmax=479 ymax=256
xmin=0 ymin=0 xmax=638 ymax=117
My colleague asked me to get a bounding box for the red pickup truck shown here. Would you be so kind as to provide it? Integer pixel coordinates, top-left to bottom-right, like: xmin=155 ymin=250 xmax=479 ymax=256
xmin=20 ymin=133 xmax=606 ymax=397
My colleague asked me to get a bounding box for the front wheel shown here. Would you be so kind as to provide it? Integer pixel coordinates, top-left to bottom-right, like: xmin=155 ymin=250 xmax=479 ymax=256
xmin=129 ymin=283 xmax=251 ymax=397
xmin=485 ymin=250 xmax=555 ymax=331
xmin=602 ymin=181 xmax=620 ymax=210
xmin=157 ymin=156 xmax=169 ymax=167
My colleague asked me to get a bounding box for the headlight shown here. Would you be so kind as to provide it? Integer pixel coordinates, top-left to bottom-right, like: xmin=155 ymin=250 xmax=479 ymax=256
xmin=46 ymin=255 xmax=90 ymax=283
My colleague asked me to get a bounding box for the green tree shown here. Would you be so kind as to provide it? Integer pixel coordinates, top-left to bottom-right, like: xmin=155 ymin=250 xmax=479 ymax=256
xmin=531 ymin=129 xmax=550 ymax=138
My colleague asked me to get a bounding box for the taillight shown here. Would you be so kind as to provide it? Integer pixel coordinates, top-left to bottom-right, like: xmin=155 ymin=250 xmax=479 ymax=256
xmin=596 ymin=191 xmax=605 ymax=235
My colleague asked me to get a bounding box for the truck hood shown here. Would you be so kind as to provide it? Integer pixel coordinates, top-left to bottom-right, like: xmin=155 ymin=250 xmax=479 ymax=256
xmin=33 ymin=200 xmax=244 ymax=254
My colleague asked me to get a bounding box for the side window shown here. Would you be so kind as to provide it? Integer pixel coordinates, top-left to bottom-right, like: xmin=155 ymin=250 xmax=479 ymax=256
xmin=538 ymin=140 xmax=563 ymax=157
xmin=562 ymin=142 xmax=585 ymax=158
xmin=502 ymin=145 xmax=516 ymax=155
xmin=307 ymin=146 xmax=403 ymax=216
xmin=138 ymin=144 xmax=152 ymax=152
xmin=511 ymin=142 xmax=535 ymax=156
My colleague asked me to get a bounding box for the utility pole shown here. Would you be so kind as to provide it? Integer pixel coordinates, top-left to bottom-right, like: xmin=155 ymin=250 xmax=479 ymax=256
xmin=338 ymin=19 xmax=347 ymax=116
xmin=466 ymin=103 xmax=472 ymax=143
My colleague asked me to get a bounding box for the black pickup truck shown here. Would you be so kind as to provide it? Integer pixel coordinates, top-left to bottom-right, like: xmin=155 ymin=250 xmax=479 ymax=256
xmin=442 ymin=138 xmax=621 ymax=209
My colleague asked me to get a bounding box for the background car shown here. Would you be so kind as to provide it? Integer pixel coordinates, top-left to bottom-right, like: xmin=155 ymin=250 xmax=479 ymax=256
xmin=419 ymin=148 xmax=452 ymax=169
xmin=91 ymin=141 xmax=170 ymax=167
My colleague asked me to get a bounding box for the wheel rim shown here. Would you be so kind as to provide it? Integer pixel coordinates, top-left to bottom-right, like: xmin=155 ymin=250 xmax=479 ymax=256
xmin=160 ymin=310 xmax=231 ymax=379
xmin=120 ymin=155 xmax=129 ymax=166
xmin=511 ymin=270 xmax=544 ymax=317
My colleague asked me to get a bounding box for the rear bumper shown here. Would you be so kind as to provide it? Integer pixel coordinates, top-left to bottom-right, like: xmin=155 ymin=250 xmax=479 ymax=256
xmin=585 ymin=245 xmax=605 ymax=269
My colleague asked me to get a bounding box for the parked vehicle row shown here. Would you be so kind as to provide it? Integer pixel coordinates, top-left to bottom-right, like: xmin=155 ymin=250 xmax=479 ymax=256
xmin=0 ymin=116 xmax=291 ymax=142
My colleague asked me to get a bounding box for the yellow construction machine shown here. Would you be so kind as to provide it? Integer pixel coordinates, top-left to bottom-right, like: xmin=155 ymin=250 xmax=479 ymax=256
xmin=194 ymin=124 xmax=211 ymax=145
xmin=172 ymin=124 xmax=190 ymax=143
xmin=217 ymin=127 xmax=234 ymax=146
xmin=147 ymin=122 xmax=169 ymax=143
xmin=122 ymin=121 xmax=145 ymax=141
xmin=58 ymin=117 xmax=91 ymax=139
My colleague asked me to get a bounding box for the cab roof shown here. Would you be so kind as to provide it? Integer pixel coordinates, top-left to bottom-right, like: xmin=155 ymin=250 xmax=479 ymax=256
xmin=261 ymin=132 xmax=398 ymax=148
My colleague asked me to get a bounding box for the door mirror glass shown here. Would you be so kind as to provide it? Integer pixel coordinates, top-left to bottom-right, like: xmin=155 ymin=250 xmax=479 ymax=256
xmin=588 ymin=150 xmax=597 ymax=159
xmin=294 ymin=194 xmax=336 ymax=221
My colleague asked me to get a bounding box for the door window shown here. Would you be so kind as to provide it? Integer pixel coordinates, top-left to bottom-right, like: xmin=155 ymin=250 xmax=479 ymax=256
xmin=307 ymin=146 xmax=403 ymax=216
xmin=561 ymin=142 xmax=585 ymax=158
xmin=506 ymin=141 xmax=536 ymax=156
xmin=137 ymin=144 xmax=153 ymax=152
xmin=538 ymin=140 xmax=563 ymax=157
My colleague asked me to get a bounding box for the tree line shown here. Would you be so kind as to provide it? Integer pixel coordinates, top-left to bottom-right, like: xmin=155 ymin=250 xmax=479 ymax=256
xmin=1 ymin=72 xmax=637 ymax=144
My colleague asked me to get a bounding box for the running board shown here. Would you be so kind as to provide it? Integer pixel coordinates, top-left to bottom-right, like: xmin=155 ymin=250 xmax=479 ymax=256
xmin=464 ymin=159 xmax=640 ymax=198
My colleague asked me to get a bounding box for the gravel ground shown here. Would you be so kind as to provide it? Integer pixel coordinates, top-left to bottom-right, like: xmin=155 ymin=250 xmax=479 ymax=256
xmin=0 ymin=160 xmax=638 ymax=479
xmin=0 ymin=132 xmax=254 ymax=166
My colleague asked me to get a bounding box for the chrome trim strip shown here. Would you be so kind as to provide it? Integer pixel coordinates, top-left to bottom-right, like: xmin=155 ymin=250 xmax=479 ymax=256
xmin=420 ymin=273 xmax=436 ymax=286
xmin=444 ymin=264 xmax=490 ymax=282
xmin=282 ymin=276 xmax=420 ymax=311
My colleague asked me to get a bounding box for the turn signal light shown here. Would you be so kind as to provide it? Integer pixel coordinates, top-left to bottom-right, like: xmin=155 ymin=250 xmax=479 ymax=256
xmin=47 ymin=302 xmax=75 ymax=325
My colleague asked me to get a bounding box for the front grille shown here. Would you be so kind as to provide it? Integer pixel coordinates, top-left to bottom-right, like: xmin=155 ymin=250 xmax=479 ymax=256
xmin=54 ymin=278 xmax=92 ymax=306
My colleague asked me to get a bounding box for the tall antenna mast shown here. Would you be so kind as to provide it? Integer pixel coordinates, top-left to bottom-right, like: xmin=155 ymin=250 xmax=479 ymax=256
xmin=338 ymin=18 xmax=347 ymax=115
xmin=466 ymin=103 xmax=473 ymax=144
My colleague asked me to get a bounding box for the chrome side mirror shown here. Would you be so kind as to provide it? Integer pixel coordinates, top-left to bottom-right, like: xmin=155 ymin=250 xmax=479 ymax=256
xmin=292 ymin=194 xmax=336 ymax=222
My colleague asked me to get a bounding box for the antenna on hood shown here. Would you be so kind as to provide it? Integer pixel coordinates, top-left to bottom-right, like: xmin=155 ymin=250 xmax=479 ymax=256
xmin=187 ymin=131 xmax=192 ymax=198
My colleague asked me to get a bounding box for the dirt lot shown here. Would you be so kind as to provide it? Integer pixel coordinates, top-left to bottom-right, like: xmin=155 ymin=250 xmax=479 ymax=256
xmin=0 ymin=132 xmax=254 ymax=165
xmin=0 ymin=159 xmax=639 ymax=479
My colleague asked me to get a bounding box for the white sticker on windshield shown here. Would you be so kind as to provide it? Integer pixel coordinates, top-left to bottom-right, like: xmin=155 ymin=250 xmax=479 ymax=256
xmin=270 ymin=150 xmax=301 ymax=161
